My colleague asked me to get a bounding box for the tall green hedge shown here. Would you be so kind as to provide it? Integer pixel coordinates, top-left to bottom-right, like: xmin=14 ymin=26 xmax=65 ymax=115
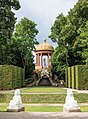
xmin=77 ymin=65 xmax=88 ymax=90
xmin=0 ymin=65 xmax=24 ymax=90
xmin=65 ymin=65 xmax=88 ymax=90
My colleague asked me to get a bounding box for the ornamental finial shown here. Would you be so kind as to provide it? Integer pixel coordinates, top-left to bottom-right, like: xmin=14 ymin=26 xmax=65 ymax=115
xmin=44 ymin=38 xmax=46 ymax=43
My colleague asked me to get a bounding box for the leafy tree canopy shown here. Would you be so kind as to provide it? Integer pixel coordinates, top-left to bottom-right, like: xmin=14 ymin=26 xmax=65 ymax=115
xmin=0 ymin=0 xmax=20 ymax=65
xmin=11 ymin=17 xmax=39 ymax=78
xmin=0 ymin=0 xmax=20 ymax=41
xmin=49 ymin=0 xmax=88 ymax=79
xmin=75 ymin=21 xmax=88 ymax=64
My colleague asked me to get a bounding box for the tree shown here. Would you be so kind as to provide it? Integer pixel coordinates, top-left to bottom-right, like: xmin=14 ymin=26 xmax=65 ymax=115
xmin=51 ymin=45 xmax=67 ymax=80
xmin=49 ymin=13 xmax=67 ymax=44
xmin=75 ymin=21 xmax=88 ymax=64
xmin=0 ymin=0 xmax=20 ymax=64
xmin=11 ymin=17 xmax=39 ymax=78
xmin=49 ymin=0 xmax=88 ymax=79
xmin=0 ymin=0 xmax=20 ymax=41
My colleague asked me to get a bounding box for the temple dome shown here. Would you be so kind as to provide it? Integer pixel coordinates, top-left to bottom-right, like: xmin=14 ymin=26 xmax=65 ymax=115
xmin=36 ymin=38 xmax=54 ymax=51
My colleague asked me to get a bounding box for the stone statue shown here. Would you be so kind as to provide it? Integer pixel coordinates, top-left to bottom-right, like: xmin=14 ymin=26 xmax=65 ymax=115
xmin=41 ymin=69 xmax=49 ymax=78
xmin=65 ymin=89 xmax=78 ymax=107
xmin=44 ymin=58 xmax=46 ymax=67
xmin=63 ymin=89 xmax=80 ymax=112
xmin=9 ymin=89 xmax=22 ymax=107
xmin=7 ymin=89 xmax=25 ymax=112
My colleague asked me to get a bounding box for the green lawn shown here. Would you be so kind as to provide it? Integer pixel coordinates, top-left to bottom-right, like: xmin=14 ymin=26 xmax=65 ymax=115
xmin=21 ymin=87 xmax=67 ymax=93
xmin=0 ymin=87 xmax=88 ymax=104
xmin=0 ymin=87 xmax=78 ymax=94
xmin=26 ymin=106 xmax=63 ymax=112
xmin=0 ymin=106 xmax=88 ymax=112
xmin=81 ymin=106 xmax=88 ymax=112
xmin=26 ymin=106 xmax=88 ymax=112
xmin=0 ymin=106 xmax=7 ymax=112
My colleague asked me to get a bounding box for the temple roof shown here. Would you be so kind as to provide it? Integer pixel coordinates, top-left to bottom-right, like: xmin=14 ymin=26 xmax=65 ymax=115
xmin=36 ymin=38 xmax=54 ymax=52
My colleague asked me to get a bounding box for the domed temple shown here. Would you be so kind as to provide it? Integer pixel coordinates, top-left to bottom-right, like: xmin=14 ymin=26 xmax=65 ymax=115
xmin=29 ymin=38 xmax=59 ymax=86
xmin=35 ymin=38 xmax=54 ymax=70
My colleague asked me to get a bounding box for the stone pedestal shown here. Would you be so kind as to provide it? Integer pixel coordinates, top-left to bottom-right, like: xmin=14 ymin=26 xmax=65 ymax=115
xmin=7 ymin=89 xmax=25 ymax=112
xmin=63 ymin=106 xmax=81 ymax=112
xmin=7 ymin=106 xmax=25 ymax=112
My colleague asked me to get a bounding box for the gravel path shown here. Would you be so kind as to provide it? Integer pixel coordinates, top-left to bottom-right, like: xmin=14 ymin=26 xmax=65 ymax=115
xmin=0 ymin=112 xmax=88 ymax=119
xmin=1 ymin=103 xmax=88 ymax=106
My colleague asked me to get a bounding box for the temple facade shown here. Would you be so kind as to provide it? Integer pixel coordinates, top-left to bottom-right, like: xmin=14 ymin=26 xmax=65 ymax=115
xmin=35 ymin=38 xmax=54 ymax=70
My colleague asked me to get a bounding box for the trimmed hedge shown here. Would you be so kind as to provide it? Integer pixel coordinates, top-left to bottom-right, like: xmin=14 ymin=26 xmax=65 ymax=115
xmin=0 ymin=65 xmax=24 ymax=90
xmin=77 ymin=65 xmax=88 ymax=90
xmin=65 ymin=65 xmax=88 ymax=90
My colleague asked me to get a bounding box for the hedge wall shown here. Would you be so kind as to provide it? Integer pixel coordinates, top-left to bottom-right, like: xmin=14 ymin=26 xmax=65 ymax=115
xmin=77 ymin=65 xmax=88 ymax=90
xmin=65 ymin=65 xmax=88 ymax=90
xmin=0 ymin=65 xmax=24 ymax=90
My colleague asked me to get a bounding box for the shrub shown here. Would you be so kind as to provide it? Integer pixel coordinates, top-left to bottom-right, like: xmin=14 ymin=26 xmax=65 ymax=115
xmin=66 ymin=65 xmax=88 ymax=90
xmin=0 ymin=65 xmax=24 ymax=90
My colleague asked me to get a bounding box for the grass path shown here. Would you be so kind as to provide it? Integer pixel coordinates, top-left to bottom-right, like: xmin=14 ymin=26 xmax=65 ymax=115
xmin=20 ymin=87 xmax=67 ymax=93
xmin=0 ymin=87 xmax=88 ymax=94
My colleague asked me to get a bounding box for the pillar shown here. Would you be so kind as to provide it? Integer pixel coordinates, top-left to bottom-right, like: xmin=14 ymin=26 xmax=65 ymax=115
xmin=36 ymin=53 xmax=38 ymax=66
xmin=39 ymin=54 xmax=40 ymax=66
xmin=37 ymin=53 xmax=40 ymax=66
xmin=48 ymin=54 xmax=49 ymax=68
xmin=48 ymin=53 xmax=52 ymax=68
xmin=40 ymin=53 xmax=43 ymax=67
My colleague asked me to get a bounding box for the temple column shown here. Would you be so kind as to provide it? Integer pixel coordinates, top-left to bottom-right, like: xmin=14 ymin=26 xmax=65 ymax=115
xmin=40 ymin=53 xmax=43 ymax=67
xmin=48 ymin=53 xmax=52 ymax=68
xmin=39 ymin=54 xmax=40 ymax=66
xmin=37 ymin=53 xmax=40 ymax=66
xmin=48 ymin=54 xmax=50 ymax=68
xmin=36 ymin=53 xmax=38 ymax=66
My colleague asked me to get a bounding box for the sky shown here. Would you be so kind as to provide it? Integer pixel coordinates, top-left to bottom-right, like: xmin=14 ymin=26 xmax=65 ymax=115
xmin=14 ymin=0 xmax=78 ymax=48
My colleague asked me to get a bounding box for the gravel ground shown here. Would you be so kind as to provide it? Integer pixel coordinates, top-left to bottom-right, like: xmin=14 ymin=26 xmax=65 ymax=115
xmin=0 ymin=112 xmax=88 ymax=119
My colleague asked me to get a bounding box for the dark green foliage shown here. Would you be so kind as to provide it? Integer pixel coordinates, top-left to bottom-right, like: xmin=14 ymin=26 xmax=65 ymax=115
xmin=0 ymin=65 xmax=24 ymax=90
xmin=77 ymin=65 xmax=88 ymax=89
xmin=67 ymin=67 xmax=72 ymax=88
xmin=66 ymin=65 xmax=88 ymax=89
xmin=65 ymin=68 xmax=68 ymax=87
xmin=11 ymin=17 xmax=39 ymax=79
xmin=0 ymin=0 xmax=20 ymax=40
xmin=51 ymin=45 xmax=67 ymax=80
xmin=0 ymin=65 xmax=12 ymax=89
xmin=49 ymin=0 xmax=88 ymax=79
xmin=68 ymin=67 xmax=71 ymax=88
xmin=76 ymin=21 xmax=88 ymax=64
xmin=0 ymin=1 xmax=38 ymax=80
xmin=0 ymin=0 xmax=20 ymax=65
xmin=71 ymin=66 xmax=75 ymax=89
xmin=74 ymin=66 xmax=76 ymax=89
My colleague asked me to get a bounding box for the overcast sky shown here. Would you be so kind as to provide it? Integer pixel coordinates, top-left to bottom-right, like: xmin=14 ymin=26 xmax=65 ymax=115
xmin=14 ymin=0 xmax=78 ymax=47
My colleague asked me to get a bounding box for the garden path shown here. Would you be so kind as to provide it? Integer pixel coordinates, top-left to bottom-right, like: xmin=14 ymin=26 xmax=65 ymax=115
xmin=0 ymin=112 xmax=88 ymax=119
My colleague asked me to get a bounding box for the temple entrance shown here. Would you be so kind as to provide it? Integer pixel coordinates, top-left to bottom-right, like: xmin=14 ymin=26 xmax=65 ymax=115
xmin=38 ymin=77 xmax=52 ymax=86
